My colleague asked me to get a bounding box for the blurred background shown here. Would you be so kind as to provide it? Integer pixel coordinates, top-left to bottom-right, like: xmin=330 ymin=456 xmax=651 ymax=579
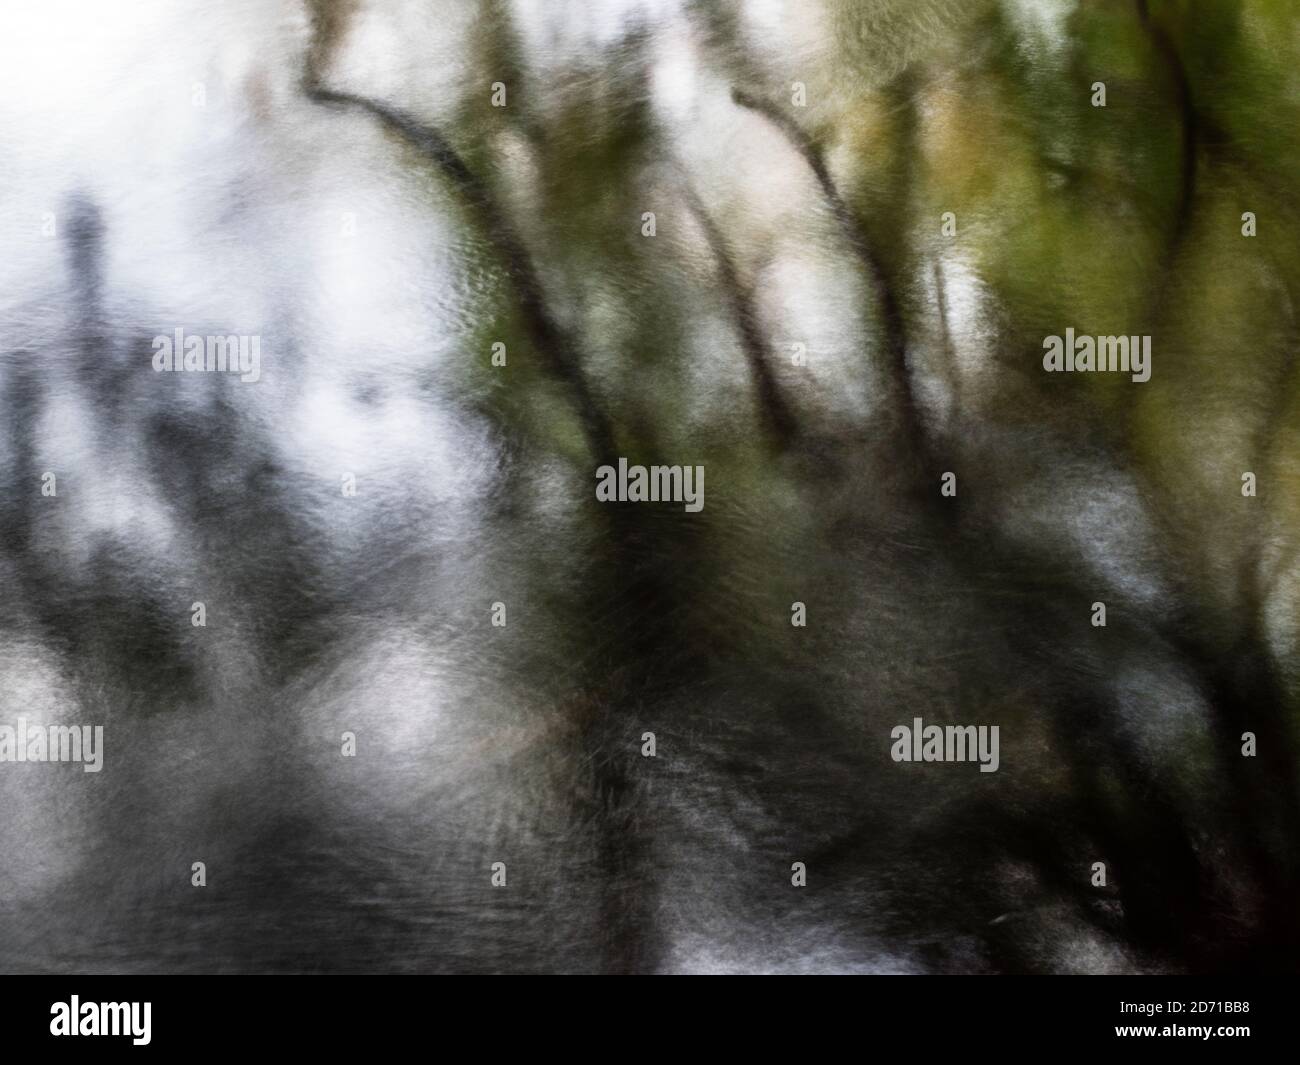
xmin=0 ymin=0 xmax=1297 ymax=973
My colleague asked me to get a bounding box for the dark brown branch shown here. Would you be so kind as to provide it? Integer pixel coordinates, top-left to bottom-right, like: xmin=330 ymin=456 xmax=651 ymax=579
xmin=730 ymin=88 xmax=929 ymax=470
xmin=304 ymin=80 xmax=618 ymax=465
xmin=682 ymin=186 xmax=797 ymax=447
xmin=1136 ymin=0 xmax=1198 ymax=256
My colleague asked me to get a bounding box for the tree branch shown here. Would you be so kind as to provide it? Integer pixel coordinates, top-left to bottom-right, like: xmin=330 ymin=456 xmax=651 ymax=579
xmin=730 ymin=88 xmax=930 ymax=471
xmin=1136 ymin=0 xmax=1198 ymax=258
xmin=304 ymin=79 xmax=618 ymax=465
xmin=682 ymin=185 xmax=797 ymax=447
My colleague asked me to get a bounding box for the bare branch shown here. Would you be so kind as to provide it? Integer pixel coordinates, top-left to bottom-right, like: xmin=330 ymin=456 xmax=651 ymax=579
xmin=730 ymin=88 xmax=930 ymax=470
xmin=304 ymin=80 xmax=618 ymax=465
xmin=682 ymin=185 xmax=797 ymax=447
xmin=1136 ymin=0 xmax=1198 ymax=257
